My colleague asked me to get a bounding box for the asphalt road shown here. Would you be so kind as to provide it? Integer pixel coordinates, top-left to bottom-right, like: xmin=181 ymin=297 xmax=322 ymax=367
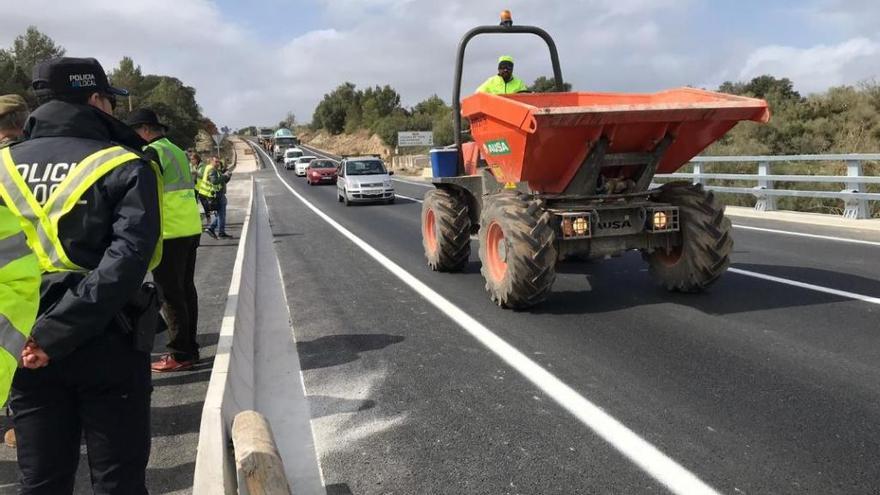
xmin=255 ymin=142 xmax=880 ymax=495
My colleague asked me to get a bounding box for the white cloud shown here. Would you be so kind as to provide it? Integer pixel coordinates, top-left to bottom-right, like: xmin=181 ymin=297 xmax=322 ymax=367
xmin=1 ymin=0 xmax=875 ymax=128
xmin=735 ymin=37 xmax=880 ymax=94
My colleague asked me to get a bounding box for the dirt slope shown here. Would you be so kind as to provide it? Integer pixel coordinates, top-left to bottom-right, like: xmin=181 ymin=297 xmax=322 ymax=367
xmin=298 ymin=129 xmax=391 ymax=159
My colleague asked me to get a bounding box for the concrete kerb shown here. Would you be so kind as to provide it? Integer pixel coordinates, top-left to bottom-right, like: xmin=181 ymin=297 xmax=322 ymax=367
xmin=725 ymin=205 xmax=880 ymax=232
xmin=193 ymin=176 xmax=256 ymax=495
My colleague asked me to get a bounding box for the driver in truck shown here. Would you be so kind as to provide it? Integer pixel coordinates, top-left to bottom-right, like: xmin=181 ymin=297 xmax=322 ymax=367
xmin=476 ymin=55 xmax=528 ymax=95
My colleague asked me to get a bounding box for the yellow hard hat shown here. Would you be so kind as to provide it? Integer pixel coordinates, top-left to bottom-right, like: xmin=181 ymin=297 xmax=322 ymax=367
xmin=498 ymin=55 xmax=514 ymax=64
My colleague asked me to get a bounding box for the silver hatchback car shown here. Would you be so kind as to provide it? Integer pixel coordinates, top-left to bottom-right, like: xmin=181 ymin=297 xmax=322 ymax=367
xmin=336 ymin=156 xmax=395 ymax=206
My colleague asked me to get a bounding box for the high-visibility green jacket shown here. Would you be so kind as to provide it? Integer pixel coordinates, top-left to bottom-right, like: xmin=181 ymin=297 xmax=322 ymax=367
xmin=0 ymin=146 xmax=163 ymax=274
xmin=147 ymin=138 xmax=203 ymax=239
xmin=476 ymin=75 xmax=528 ymax=95
xmin=0 ymin=205 xmax=40 ymax=405
xmin=195 ymin=164 xmax=218 ymax=198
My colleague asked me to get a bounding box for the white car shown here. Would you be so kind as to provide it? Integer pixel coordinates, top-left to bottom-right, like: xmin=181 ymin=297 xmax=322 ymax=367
xmin=336 ymin=156 xmax=395 ymax=206
xmin=294 ymin=156 xmax=318 ymax=176
xmin=283 ymin=148 xmax=304 ymax=170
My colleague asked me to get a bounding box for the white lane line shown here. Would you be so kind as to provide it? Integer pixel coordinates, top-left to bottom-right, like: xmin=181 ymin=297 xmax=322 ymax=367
xmin=393 ymin=177 xmax=433 ymax=188
xmin=733 ymin=224 xmax=880 ymax=247
xmin=395 ymin=193 xmax=423 ymax=203
xmin=729 ymin=268 xmax=880 ymax=305
xmin=255 ymin=141 xmax=720 ymax=495
xmin=299 ymin=144 xmax=339 ymax=161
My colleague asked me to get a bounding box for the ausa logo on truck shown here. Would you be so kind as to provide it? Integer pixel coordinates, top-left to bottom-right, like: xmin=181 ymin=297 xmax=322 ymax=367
xmin=485 ymin=139 xmax=512 ymax=156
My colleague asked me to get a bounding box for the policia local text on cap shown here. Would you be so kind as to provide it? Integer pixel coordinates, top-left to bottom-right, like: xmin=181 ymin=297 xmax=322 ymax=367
xmin=0 ymin=56 xmax=162 ymax=493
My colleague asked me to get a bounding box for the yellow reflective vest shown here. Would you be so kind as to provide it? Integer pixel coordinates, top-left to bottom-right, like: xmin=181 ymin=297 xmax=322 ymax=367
xmin=194 ymin=164 xmax=217 ymax=198
xmin=147 ymin=138 xmax=202 ymax=239
xmin=476 ymin=75 xmax=528 ymax=95
xmin=0 ymin=146 xmax=163 ymax=274
xmin=0 ymin=204 xmax=39 ymax=405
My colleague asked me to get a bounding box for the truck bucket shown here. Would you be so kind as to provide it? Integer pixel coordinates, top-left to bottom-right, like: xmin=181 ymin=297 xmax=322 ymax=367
xmin=461 ymin=88 xmax=770 ymax=194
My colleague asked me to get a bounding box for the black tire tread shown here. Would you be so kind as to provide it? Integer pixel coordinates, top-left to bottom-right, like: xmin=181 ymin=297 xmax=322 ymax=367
xmin=422 ymin=189 xmax=471 ymax=272
xmin=478 ymin=193 xmax=557 ymax=309
xmin=645 ymin=182 xmax=733 ymax=292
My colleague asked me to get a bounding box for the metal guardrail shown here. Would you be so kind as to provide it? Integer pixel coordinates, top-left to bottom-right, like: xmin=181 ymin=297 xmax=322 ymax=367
xmin=654 ymin=154 xmax=880 ymax=219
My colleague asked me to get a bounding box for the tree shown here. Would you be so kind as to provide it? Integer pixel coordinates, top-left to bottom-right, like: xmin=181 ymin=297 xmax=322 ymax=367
xmin=312 ymin=82 xmax=358 ymax=134
xmin=11 ymin=26 xmax=65 ymax=79
xmin=529 ymin=76 xmax=571 ymax=93
xmin=142 ymin=77 xmax=204 ymax=148
xmin=413 ymin=95 xmax=449 ymax=117
xmin=0 ymin=50 xmax=32 ymax=102
xmin=279 ymin=111 xmax=296 ymax=129
xmin=108 ymin=56 xmax=144 ymax=118
xmin=719 ymin=75 xmax=801 ymax=102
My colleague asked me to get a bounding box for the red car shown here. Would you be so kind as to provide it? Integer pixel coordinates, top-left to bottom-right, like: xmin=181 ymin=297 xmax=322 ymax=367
xmin=307 ymin=159 xmax=339 ymax=185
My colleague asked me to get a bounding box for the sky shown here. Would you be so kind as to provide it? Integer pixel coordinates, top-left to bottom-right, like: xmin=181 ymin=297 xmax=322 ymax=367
xmin=1 ymin=0 xmax=878 ymax=129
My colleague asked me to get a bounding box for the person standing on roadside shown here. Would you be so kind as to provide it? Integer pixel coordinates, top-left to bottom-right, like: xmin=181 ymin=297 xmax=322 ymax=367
xmin=128 ymin=108 xmax=203 ymax=372
xmin=194 ymin=152 xmax=218 ymax=232
xmin=3 ymin=57 xmax=162 ymax=494
xmin=0 ymin=95 xmax=28 ymax=148
xmin=0 ymin=94 xmax=41 ymax=449
xmin=204 ymin=156 xmax=232 ymax=239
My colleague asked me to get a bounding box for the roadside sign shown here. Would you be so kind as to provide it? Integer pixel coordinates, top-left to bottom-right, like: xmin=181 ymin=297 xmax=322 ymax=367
xmin=212 ymin=134 xmax=224 ymax=146
xmin=398 ymin=131 xmax=433 ymax=147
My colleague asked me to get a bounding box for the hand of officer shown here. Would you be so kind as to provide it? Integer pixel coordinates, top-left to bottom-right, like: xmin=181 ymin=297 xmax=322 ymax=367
xmin=21 ymin=340 xmax=50 ymax=369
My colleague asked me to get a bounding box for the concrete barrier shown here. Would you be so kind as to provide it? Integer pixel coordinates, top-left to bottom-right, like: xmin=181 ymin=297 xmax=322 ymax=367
xmin=193 ymin=177 xmax=257 ymax=495
xmin=194 ymin=143 xmax=324 ymax=494
xmin=391 ymin=154 xmax=430 ymax=175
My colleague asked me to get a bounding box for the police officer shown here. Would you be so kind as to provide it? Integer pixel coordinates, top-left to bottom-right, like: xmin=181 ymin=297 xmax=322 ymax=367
xmin=2 ymin=57 xmax=162 ymax=494
xmin=476 ymin=55 xmax=528 ymax=94
xmin=0 ymin=94 xmax=29 ymax=147
xmin=127 ymin=108 xmax=203 ymax=372
xmin=0 ymin=94 xmax=40 ymax=448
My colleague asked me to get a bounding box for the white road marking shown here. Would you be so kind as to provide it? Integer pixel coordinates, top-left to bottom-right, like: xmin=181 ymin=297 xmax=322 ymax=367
xmin=395 ymin=193 xmax=423 ymax=203
xmin=252 ymin=142 xmax=721 ymax=495
xmin=300 ymin=145 xmax=338 ymax=161
xmin=733 ymin=224 xmax=880 ymax=247
xmin=729 ymin=268 xmax=880 ymax=305
xmin=392 ymin=177 xmax=433 ymax=188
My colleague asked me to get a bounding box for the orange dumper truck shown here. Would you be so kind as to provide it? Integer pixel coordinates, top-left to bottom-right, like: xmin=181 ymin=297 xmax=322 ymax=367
xmin=420 ymin=12 xmax=770 ymax=309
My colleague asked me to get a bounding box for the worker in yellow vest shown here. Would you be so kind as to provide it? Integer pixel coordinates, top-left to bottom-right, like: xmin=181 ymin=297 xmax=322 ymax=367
xmin=128 ymin=108 xmax=204 ymax=372
xmin=0 ymin=94 xmax=40 ymax=448
xmin=3 ymin=57 xmax=162 ymax=493
xmin=476 ymin=55 xmax=528 ymax=94
xmin=0 ymin=206 xmax=39 ymax=405
xmin=195 ymin=154 xmax=219 ymax=232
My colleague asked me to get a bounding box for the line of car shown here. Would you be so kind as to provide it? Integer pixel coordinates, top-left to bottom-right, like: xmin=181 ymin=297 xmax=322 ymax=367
xmin=280 ymin=147 xmax=397 ymax=206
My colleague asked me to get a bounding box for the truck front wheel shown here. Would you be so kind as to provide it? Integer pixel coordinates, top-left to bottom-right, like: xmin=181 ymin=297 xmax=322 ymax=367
xmin=644 ymin=182 xmax=733 ymax=292
xmin=422 ymin=189 xmax=471 ymax=272
xmin=478 ymin=194 xmax=556 ymax=309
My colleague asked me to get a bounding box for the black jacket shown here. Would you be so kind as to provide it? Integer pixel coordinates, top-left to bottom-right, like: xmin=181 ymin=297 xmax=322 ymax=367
xmin=3 ymin=101 xmax=161 ymax=359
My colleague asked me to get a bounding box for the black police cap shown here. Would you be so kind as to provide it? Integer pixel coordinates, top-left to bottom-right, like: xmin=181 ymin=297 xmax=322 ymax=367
xmin=126 ymin=108 xmax=168 ymax=131
xmin=31 ymin=57 xmax=129 ymax=98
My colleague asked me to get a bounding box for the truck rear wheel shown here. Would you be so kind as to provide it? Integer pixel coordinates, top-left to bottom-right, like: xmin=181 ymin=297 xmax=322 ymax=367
xmin=644 ymin=182 xmax=733 ymax=292
xmin=422 ymin=189 xmax=471 ymax=272
xmin=478 ymin=194 xmax=556 ymax=309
